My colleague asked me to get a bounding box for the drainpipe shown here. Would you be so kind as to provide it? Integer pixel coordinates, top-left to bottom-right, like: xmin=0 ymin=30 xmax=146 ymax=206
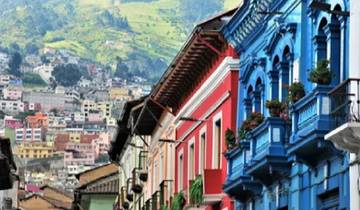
xmin=349 ymin=1 xmax=360 ymax=209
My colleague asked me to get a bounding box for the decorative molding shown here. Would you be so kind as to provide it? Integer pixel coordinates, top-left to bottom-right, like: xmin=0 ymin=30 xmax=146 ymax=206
xmin=177 ymin=91 xmax=230 ymax=142
xmin=265 ymin=23 xmax=297 ymax=56
xmin=174 ymin=57 xmax=239 ymax=127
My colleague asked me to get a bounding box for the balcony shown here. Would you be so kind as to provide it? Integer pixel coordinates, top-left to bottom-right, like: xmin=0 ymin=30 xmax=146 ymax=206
xmin=151 ymin=191 xmax=160 ymax=210
xmin=288 ymin=85 xmax=338 ymax=167
xmin=160 ymin=180 xmax=173 ymax=207
xmin=325 ymin=79 xmax=360 ymax=153
xmin=201 ymin=169 xmax=225 ymax=204
xmin=223 ymin=141 xmax=262 ymax=201
xmin=246 ymin=117 xmax=290 ymax=186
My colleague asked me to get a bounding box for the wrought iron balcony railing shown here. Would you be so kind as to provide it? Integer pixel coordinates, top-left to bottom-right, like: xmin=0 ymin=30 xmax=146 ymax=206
xmin=329 ymin=78 xmax=360 ymax=127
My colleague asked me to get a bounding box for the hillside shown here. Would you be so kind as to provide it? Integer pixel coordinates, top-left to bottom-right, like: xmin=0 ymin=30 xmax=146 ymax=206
xmin=0 ymin=0 xmax=239 ymax=80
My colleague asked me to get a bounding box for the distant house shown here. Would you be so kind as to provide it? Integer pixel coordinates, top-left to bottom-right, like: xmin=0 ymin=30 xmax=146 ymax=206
xmin=73 ymin=163 xmax=119 ymax=210
xmin=19 ymin=185 xmax=73 ymax=210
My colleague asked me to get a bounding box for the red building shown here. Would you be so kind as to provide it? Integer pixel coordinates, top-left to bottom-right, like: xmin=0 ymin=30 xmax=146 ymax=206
xmin=151 ymin=9 xmax=239 ymax=210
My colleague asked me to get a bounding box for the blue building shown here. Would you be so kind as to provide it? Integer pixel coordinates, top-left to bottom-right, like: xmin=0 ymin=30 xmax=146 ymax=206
xmin=222 ymin=0 xmax=350 ymax=209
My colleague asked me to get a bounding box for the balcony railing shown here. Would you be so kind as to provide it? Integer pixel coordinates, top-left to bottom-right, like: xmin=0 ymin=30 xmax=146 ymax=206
xmin=223 ymin=141 xmax=262 ymax=200
xmin=289 ymin=85 xmax=338 ymax=167
xmin=151 ymin=191 xmax=160 ymax=210
xmin=290 ymin=85 xmax=333 ymax=142
xmin=246 ymin=117 xmax=289 ymax=185
xmin=329 ymin=78 xmax=360 ymax=126
xmin=160 ymin=180 xmax=173 ymax=207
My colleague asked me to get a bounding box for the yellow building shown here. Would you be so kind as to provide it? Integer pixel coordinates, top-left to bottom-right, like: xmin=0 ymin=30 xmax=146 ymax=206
xmin=109 ymin=87 xmax=133 ymax=100
xmin=14 ymin=141 xmax=54 ymax=159
xmin=81 ymin=100 xmax=112 ymax=121
xmin=69 ymin=133 xmax=81 ymax=143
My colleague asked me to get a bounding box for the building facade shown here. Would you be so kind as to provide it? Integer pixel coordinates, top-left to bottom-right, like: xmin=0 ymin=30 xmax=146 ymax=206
xmin=222 ymin=0 xmax=350 ymax=210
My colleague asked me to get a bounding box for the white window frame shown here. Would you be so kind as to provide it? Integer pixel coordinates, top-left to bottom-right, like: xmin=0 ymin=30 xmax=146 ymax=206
xmin=188 ymin=137 xmax=195 ymax=181
xmin=212 ymin=111 xmax=223 ymax=169
xmin=198 ymin=125 xmax=207 ymax=175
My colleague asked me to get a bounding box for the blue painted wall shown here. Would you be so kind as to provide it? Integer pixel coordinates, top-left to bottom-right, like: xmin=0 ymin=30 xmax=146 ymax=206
xmin=222 ymin=0 xmax=350 ymax=209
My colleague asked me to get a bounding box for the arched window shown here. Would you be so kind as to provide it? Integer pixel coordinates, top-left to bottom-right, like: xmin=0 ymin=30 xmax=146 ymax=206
xmin=327 ymin=5 xmax=342 ymax=84
xmin=315 ymin=18 xmax=328 ymax=61
xmin=269 ymin=56 xmax=280 ymax=100
xmin=254 ymin=78 xmax=263 ymax=113
xmin=244 ymin=85 xmax=254 ymax=118
xmin=280 ymin=46 xmax=291 ymax=102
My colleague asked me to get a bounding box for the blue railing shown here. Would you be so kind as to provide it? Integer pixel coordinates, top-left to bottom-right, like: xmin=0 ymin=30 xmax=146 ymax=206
xmin=249 ymin=117 xmax=287 ymax=161
xmin=225 ymin=141 xmax=250 ymax=181
xmin=290 ymin=85 xmax=333 ymax=143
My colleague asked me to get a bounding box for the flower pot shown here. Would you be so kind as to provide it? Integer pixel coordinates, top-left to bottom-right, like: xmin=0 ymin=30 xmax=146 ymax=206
xmin=126 ymin=193 xmax=133 ymax=202
xmin=269 ymin=107 xmax=281 ymax=117
xmin=250 ymin=120 xmax=258 ymax=129
xmin=131 ymin=184 xmax=143 ymax=194
xmin=318 ymin=76 xmax=331 ymax=85
xmin=123 ymin=202 xmax=129 ymax=209
xmin=139 ymin=171 xmax=148 ymax=182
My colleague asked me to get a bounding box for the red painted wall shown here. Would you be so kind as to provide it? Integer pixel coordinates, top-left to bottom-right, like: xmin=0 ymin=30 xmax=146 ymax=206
xmin=174 ymin=45 xmax=238 ymax=210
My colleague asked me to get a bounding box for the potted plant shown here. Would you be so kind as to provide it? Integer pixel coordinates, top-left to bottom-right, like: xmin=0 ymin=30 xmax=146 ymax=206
xmin=131 ymin=183 xmax=143 ymax=194
xmin=288 ymin=82 xmax=305 ymax=103
xmin=189 ymin=176 xmax=203 ymax=207
xmin=238 ymin=127 xmax=247 ymax=141
xmin=171 ymin=191 xmax=186 ymax=210
xmin=139 ymin=170 xmax=148 ymax=182
xmin=160 ymin=205 xmax=168 ymax=210
xmin=266 ymin=100 xmax=283 ymax=117
xmin=225 ymin=128 xmax=236 ymax=150
xmin=309 ymin=60 xmax=332 ymax=85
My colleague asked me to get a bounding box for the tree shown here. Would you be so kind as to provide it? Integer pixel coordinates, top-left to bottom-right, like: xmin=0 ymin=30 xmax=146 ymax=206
xmin=40 ymin=55 xmax=50 ymax=64
xmin=15 ymin=110 xmax=36 ymax=121
xmin=8 ymin=52 xmax=22 ymax=77
xmin=52 ymin=64 xmax=82 ymax=87
xmin=114 ymin=56 xmax=130 ymax=79
xmin=22 ymin=72 xmax=47 ymax=87
xmin=25 ymin=43 xmax=39 ymax=55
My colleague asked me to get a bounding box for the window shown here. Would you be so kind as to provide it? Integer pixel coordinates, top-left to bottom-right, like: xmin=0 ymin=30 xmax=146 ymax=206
xmin=213 ymin=115 xmax=222 ymax=169
xmin=189 ymin=142 xmax=195 ymax=180
xmin=178 ymin=154 xmax=184 ymax=191
xmin=199 ymin=131 xmax=206 ymax=174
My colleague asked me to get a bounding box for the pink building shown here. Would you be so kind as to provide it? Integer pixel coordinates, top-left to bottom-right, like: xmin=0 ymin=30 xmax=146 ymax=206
xmin=87 ymin=111 xmax=103 ymax=122
xmin=94 ymin=132 xmax=111 ymax=154
xmin=4 ymin=116 xmax=23 ymax=129
xmin=3 ymin=86 xmax=22 ymax=100
xmin=64 ymin=141 xmax=99 ymax=165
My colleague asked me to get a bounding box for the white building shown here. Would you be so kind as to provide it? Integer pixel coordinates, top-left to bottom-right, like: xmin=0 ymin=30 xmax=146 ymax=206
xmin=0 ymin=100 xmax=24 ymax=113
xmin=325 ymin=2 xmax=360 ymax=210
xmin=15 ymin=128 xmax=43 ymax=142
xmin=34 ymin=64 xmax=54 ymax=83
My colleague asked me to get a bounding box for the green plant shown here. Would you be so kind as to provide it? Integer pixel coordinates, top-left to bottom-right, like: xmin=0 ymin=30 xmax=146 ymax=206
xmin=288 ymin=82 xmax=305 ymax=103
xmin=171 ymin=191 xmax=186 ymax=210
xmin=238 ymin=127 xmax=246 ymax=141
xmin=189 ymin=176 xmax=203 ymax=206
xmin=266 ymin=100 xmax=284 ymax=117
xmin=225 ymin=128 xmax=236 ymax=150
xmin=309 ymin=60 xmax=332 ymax=85
xmin=241 ymin=112 xmax=264 ymax=132
xmin=160 ymin=205 xmax=169 ymax=210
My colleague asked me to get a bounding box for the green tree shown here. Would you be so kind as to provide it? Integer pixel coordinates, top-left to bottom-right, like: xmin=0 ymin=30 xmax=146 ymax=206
xmin=8 ymin=52 xmax=22 ymax=77
xmin=22 ymin=72 xmax=46 ymax=87
xmin=52 ymin=64 xmax=82 ymax=87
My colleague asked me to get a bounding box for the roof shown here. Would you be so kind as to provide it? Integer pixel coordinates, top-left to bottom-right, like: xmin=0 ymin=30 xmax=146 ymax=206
xmin=20 ymin=194 xmax=71 ymax=210
xmin=150 ymin=8 xmax=238 ymax=113
xmin=76 ymin=163 xmax=118 ymax=188
xmin=130 ymin=98 xmax=165 ymax=135
xmin=108 ymin=97 xmax=145 ymax=162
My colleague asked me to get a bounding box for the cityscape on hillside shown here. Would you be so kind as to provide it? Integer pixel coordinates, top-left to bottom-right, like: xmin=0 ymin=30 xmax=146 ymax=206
xmin=1 ymin=0 xmax=360 ymax=210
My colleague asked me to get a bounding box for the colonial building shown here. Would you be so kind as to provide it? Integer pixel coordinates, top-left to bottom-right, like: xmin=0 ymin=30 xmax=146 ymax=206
xmin=222 ymin=0 xmax=350 ymax=210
